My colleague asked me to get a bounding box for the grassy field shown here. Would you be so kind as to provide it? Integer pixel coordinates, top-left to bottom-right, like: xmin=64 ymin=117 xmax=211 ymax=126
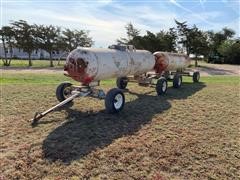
xmin=0 ymin=59 xmax=65 ymax=68
xmin=1 ymin=72 xmax=240 ymax=179
xmin=1 ymin=59 xmax=208 ymax=68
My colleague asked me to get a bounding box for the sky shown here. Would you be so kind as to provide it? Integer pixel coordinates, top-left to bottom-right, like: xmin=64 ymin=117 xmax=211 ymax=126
xmin=1 ymin=0 xmax=239 ymax=47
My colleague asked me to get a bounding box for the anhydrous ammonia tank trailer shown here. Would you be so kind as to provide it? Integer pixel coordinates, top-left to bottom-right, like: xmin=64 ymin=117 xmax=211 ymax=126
xmin=31 ymin=45 xmax=200 ymax=125
xmin=64 ymin=45 xmax=155 ymax=85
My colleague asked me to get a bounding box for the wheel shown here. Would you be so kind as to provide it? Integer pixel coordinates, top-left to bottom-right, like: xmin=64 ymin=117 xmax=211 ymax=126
xmin=156 ymin=77 xmax=168 ymax=95
xmin=105 ymin=88 xmax=125 ymax=113
xmin=173 ymin=74 xmax=182 ymax=88
xmin=193 ymin=72 xmax=200 ymax=82
xmin=116 ymin=77 xmax=128 ymax=89
xmin=56 ymin=82 xmax=73 ymax=102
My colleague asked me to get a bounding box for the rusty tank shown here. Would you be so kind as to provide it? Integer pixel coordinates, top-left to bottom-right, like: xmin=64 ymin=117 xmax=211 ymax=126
xmin=153 ymin=51 xmax=191 ymax=74
xmin=64 ymin=45 xmax=155 ymax=84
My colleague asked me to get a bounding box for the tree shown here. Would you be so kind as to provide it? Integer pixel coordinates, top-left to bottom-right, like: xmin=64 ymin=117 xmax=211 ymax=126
xmin=60 ymin=28 xmax=93 ymax=52
xmin=218 ymin=39 xmax=240 ymax=64
xmin=140 ymin=31 xmax=159 ymax=52
xmin=207 ymin=28 xmax=235 ymax=61
xmin=0 ymin=26 xmax=15 ymax=66
xmin=156 ymin=28 xmax=177 ymax=52
xmin=118 ymin=23 xmax=177 ymax=53
xmin=175 ymin=20 xmax=191 ymax=55
xmin=117 ymin=23 xmax=140 ymax=44
xmin=175 ymin=20 xmax=209 ymax=66
xmin=35 ymin=25 xmax=61 ymax=67
xmin=188 ymin=26 xmax=209 ymax=66
xmin=11 ymin=20 xmax=36 ymax=66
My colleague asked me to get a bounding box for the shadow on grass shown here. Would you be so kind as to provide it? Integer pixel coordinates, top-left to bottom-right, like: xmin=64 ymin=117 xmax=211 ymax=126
xmin=42 ymin=82 xmax=206 ymax=164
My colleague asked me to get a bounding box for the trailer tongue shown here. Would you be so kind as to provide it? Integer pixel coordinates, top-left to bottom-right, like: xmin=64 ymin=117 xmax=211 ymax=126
xmin=31 ymin=89 xmax=89 ymax=126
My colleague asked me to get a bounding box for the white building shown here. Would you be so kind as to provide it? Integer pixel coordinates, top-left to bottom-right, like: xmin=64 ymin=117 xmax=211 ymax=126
xmin=0 ymin=43 xmax=68 ymax=59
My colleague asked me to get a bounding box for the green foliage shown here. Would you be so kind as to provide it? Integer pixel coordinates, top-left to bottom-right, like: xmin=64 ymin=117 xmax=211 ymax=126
xmin=218 ymin=39 xmax=240 ymax=64
xmin=118 ymin=23 xmax=177 ymax=53
xmin=59 ymin=28 xmax=93 ymax=52
xmin=117 ymin=22 xmax=140 ymax=44
xmin=174 ymin=21 xmax=209 ymax=66
xmin=1 ymin=19 xmax=239 ymax=68
xmin=1 ymin=20 xmax=94 ymax=67
xmin=34 ymin=24 xmax=61 ymax=67
xmin=207 ymin=28 xmax=236 ymax=63
xmin=0 ymin=26 xmax=15 ymax=66
xmin=11 ymin=20 xmax=37 ymax=66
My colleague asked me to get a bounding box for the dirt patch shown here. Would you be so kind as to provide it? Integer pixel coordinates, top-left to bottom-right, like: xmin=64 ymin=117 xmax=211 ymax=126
xmin=189 ymin=62 xmax=240 ymax=76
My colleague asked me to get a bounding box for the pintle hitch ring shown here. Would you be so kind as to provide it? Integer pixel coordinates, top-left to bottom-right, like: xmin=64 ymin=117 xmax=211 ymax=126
xmin=31 ymin=112 xmax=43 ymax=126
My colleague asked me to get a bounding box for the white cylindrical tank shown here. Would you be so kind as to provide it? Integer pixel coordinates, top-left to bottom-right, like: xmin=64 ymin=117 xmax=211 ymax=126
xmin=153 ymin=51 xmax=191 ymax=73
xmin=65 ymin=46 xmax=155 ymax=84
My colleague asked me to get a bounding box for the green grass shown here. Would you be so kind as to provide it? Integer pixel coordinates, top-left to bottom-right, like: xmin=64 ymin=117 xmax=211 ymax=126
xmin=1 ymin=71 xmax=239 ymax=85
xmin=1 ymin=72 xmax=72 ymax=84
xmin=0 ymin=59 xmax=65 ymax=68
xmin=1 ymin=72 xmax=240 ymax=179
xmin=0 ymin=72 xmax=117 ymax=85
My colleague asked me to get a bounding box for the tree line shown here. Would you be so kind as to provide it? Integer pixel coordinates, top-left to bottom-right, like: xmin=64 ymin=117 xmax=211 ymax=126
xmin=118 ymin=21 xmax=240 ymax=66
xmin=0 ymin=20 xmax=93 ymax=66
xmin=1 ymin=19 xmax=239 ymax=67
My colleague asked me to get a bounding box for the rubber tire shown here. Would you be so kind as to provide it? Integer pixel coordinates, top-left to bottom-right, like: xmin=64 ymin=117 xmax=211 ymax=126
xmin=116 ymin=77 xmax=128 ymax=89
xmin=173 ymin=74 xmax=182 ymax=88
xmin=156 ymin=77 xmax=168 ymax=95
xmin=56 ymin=82 xmax=73 ymax=102
xmin=105 ymin=88 xmax=125 ymax=113
xmin=193 ymin=72 xmax=200 ymax=83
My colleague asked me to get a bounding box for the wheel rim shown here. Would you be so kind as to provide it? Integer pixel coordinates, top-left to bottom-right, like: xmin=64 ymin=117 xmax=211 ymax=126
xmin=114 ymin=94 xmax=123 ymax=109
xmin=63 ymin=87 xmax=72 ymax=99
xmin=162 ymin=81 xmax=167 ymax=92
xmin=178 ymin=77 xmax=182 ymax=86
xmin=197 ymin=74 xmax=200 ymax=81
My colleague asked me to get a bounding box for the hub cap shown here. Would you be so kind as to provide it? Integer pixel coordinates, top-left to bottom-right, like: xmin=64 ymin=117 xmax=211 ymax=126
xmin=162 ymin=81 xmax=167 ymax=92
xmin=114 ymin=94 xmax=123 ymax=109
xmin=63 ymin=87 xmax=72 ymax=99
xmin=178 ymin=77 xmax=182 ymax=86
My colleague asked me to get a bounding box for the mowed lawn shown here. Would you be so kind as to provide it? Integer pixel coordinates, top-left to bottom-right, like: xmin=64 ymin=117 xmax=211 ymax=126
xmin=0 ymin=71 xmax=240 ymax=179
xmin=0 ymin=59 xmax=65 ymax=68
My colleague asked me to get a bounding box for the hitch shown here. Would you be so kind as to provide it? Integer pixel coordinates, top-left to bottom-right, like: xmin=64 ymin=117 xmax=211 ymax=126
xmin=31 ymin=91 xmax=90 ymax=126
xmin=31 ymin=82 xmax=126 ymax=127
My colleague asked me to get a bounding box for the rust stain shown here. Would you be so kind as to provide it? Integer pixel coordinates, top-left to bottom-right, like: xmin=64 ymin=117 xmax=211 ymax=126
xmin=65 ymin=56 xmax=94 ymax=85
xmin=154 ymin=53 xmax=169 ymax=74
